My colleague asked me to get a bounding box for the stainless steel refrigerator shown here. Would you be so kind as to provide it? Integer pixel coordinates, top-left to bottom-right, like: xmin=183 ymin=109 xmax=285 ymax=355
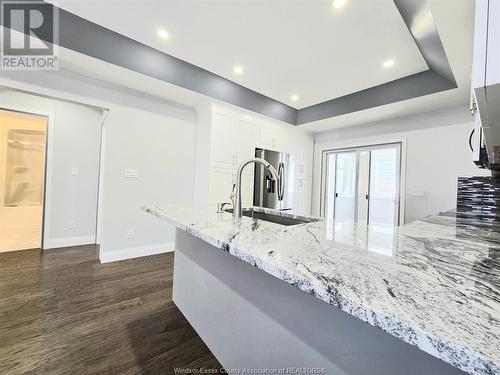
xmin=253 ymin=148 xmax=295 ymax=211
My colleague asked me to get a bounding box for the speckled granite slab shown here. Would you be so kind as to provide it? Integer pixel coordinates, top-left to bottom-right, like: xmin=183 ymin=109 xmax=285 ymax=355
xmin=143 ymin=204 xmax=500 ymax=375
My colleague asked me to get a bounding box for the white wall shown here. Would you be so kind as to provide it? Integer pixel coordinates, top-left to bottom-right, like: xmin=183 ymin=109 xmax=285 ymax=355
xmin=99 ymin=104 xmax=196 ymax=260
xmin=0 ymin=88 xmax=103 ymax=248
xmin=192 ymin=101 xmax=213 ymax=205
xmin=0 ymin=69 xmax=198 ymax=262
xmin=313 ymin=106 xmax=490 ymax=224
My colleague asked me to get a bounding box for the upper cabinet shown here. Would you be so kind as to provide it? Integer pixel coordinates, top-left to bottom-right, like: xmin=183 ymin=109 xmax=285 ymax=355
xmin=473 ymin=0 xmax=500 ymax=169
xmin=257 ymin=123 xmax=277 ymax=149
xmin=474 ymin=0 xmax=500 ymax=89
xmin=485 ymin=1 xmax=500 ymax=86
xmin=210 ymin=113 xmax=257 ymax=169
xmin=207 ymin=104 xmax=314 ymax=214
xmin=256 ymin=120 xmax=290 ymax=151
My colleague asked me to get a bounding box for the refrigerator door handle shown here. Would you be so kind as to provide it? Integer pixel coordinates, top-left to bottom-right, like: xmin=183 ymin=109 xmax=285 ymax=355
xmin=277 ymin=162 xmax=285 ymax=201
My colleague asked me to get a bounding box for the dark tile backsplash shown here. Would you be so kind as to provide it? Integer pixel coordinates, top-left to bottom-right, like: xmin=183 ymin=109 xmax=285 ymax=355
xmin=457 ymin=176 xmax=500 ymax=220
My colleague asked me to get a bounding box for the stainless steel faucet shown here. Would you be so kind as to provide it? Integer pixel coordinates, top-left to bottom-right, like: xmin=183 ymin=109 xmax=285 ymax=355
xmin=233 ymin=158 xmax=279 ymax=224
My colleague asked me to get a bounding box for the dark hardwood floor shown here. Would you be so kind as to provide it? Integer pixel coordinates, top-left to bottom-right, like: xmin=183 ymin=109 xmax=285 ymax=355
xmin=0 ymin=245 xmax=221 ymax=374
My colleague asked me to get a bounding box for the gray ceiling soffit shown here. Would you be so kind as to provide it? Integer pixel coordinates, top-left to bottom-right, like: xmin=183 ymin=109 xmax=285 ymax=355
xmin=2 ymin=0 xmax=456 ymax=126
xmin=393 ymin=0 xmax=456 ymax=86
xmin=57 ymin=10 xmax=298 ymax=124
xmin=296 ymin=70 xmax=455 ymax=124
xmin=296 ymin=0 xmax=457 ymax=125
xmin=0 ymin=0 xmax=297 ymax=124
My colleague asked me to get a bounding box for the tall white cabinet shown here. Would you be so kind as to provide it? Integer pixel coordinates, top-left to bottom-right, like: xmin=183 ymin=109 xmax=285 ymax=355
xmin=205 ymin=104 xmax=314 ymax=215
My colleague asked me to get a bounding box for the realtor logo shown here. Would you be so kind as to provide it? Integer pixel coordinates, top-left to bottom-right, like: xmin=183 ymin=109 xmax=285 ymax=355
xmin=1 ymin=0 xmax=59 ymax=70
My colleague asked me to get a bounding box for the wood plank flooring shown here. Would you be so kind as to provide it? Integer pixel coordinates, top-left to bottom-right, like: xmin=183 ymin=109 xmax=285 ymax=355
xmin=0 ymin=245 xmax=221 ymax=374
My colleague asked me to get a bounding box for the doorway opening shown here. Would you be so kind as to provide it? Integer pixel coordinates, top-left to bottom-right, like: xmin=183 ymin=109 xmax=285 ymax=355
xmin=0 ymin=110 xmax=47 ymax=252
xmin=322 ymin=142 xmax=402 ymax=227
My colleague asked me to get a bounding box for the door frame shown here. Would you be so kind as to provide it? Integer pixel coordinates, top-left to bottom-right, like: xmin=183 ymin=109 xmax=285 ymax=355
xmin=320 ymin=140 xmax=406 ymax=226
xmin=0 ymin=104 xmax=55 ymax=250
xmin=95 ymin=110 xmax=109 ymax=245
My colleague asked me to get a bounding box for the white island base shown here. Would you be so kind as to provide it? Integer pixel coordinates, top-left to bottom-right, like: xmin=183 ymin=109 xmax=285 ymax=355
xmin=172 ymin=229 xmax=464 ymax=375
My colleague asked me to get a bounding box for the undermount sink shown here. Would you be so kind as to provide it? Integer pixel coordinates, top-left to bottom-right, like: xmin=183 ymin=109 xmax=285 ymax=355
xmin=224 ymin=208 xmax=318 ymax=226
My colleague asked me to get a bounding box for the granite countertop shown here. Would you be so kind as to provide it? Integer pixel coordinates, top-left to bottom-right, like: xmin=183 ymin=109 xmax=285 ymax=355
xmin=143 ymin=204 xmax=500 ymax=375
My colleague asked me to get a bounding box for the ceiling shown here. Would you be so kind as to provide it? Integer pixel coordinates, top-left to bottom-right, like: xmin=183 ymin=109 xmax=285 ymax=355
xmin=299 ymin=0 xmax=474 ymax=132
xmin=1 ymin=0 xmax=473 ymax=133
xmin=58 ymin=0 xmax=429 ymax=109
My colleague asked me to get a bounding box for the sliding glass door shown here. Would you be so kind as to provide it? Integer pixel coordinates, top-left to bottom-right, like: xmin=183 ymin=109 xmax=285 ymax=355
xmin=322 ymin=143 xmax=401 ymax=226
xmin=368 ymin=147 xmax=400 ymax=226
xmin=333 ymin=152 xmax=357 ymax=223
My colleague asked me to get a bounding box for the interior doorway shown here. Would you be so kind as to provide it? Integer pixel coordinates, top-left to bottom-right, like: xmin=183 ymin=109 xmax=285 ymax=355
xmin=0 ymin=110 xmax=47 ymax=252
xmin=322 ymin=143 xmax=402 ymax=227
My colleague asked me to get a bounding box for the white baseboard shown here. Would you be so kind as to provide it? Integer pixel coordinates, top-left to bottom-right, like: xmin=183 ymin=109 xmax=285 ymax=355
xmin=99 ymin=242 xmax=174 ymax=263
xmin=44 ymin=235 xmax=95 ymax=250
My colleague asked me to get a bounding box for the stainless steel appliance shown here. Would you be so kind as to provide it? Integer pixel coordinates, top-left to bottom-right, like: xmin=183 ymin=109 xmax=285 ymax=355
xmin=253 ymin=148 xmax=295 ymax=210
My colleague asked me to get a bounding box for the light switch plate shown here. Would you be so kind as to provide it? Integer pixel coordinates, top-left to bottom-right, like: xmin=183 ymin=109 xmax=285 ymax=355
xmin=71 ymin=167 xmax=79 ymax=176
xmin=124 ymin=168 xmax=140 ymax=178
xmin=68 ymin=220 xmax=77 ymax=229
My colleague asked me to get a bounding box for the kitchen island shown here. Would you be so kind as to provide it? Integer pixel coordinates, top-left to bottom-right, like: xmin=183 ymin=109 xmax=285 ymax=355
xmin=144 ymin=205 xmax=499 ymax=375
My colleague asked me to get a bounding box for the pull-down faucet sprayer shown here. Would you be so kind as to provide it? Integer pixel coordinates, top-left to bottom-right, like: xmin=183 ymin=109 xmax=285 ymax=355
xmin=233 ymin=158 xmax=279 ymax=224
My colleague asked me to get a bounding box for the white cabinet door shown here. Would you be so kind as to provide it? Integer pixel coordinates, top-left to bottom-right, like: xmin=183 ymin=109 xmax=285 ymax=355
xmin=258 ymin=123 xmax=278 ymax=149
xmin=296 ymin=177 xmax=312 ymax=215
xmin=209 ymin=167 xmax=234 ymax=205
xmin=240 ymin=171 xmax=255 ymax=208
xmin=293 ymin=136 xmax=313 ymax=178
xmin=473 ymin=0 xmax=488 ymax=89
xmin=211 ymin=113 xmax=238 ymax=169
xmin=211 ymin=114 xmax=257 ymax=169
xmin=487 ymin=0 xmax=500 ymax=86
xmin=234 ymin=119 xmax=258 ymax=166
xmin=208 ymin=168 xmax=255 ymax=208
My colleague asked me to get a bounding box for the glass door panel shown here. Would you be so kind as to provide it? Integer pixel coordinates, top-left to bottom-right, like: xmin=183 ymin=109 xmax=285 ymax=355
xmin=322 ymin=143 xmax=401 ymax=227
xmin=368 ymin=146 xmax=399 ymax=226
xmin=334 ymin=152 xmax=357 ymax=223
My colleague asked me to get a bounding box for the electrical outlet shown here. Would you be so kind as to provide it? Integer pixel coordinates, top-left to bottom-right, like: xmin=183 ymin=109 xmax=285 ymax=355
xmin=68 ymin=220 xmax=77 ymax=229
xmin=126 ymin=229 xmax=135 ymax=239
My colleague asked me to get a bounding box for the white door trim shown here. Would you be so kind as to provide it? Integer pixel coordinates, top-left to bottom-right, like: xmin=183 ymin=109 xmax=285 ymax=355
xmin=95 ymin=110 xmax=109 ymax=245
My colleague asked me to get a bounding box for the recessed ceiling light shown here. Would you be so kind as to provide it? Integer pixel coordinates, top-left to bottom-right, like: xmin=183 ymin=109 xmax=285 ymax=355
xmin=290 ymin=94 xmax=299 ymax=102
xmin=332 ymin=0 xmax=347 ymax=9
xmin=233 ymin=65 xmax=243 ymax=75
xmin=243 ymin=115 xmax=253 ymax=121
xmin=158 ymin=29 xmax=169 ymax=40
xmin=382 ymin=59 xmax=395 ymax=68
